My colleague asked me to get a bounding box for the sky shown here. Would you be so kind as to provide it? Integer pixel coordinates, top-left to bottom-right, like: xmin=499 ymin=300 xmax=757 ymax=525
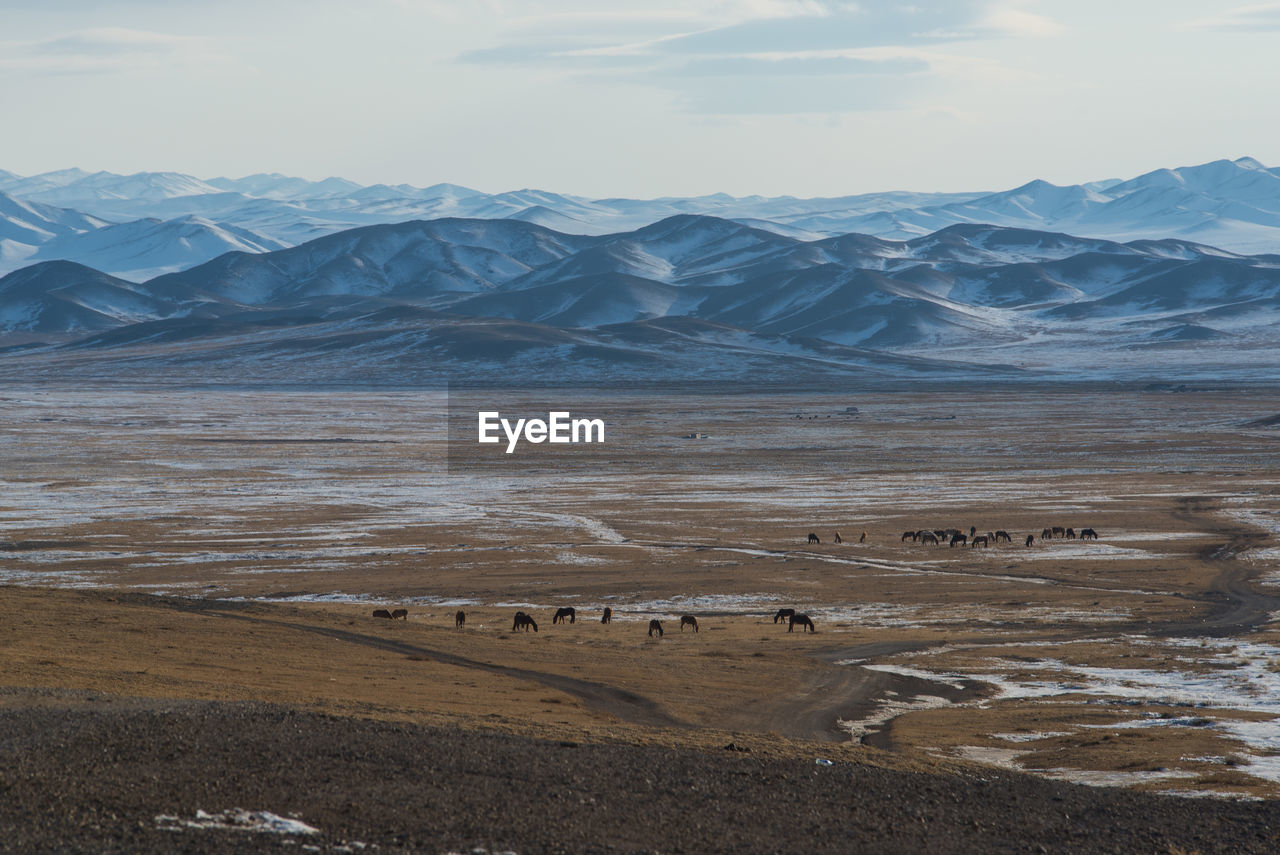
xmin=1 ymin=0 xmax=1278 ymax=198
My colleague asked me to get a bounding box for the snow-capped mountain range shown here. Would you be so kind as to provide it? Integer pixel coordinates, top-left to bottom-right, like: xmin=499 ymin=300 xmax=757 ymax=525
xmin=2 ymin=156 xmax=1279 ymax=284
xmin=1 ymin=212 xmax=1277 ymax=384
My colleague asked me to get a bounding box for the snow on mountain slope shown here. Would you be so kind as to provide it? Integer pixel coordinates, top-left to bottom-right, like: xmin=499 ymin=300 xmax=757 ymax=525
xmin=0 ymin=261 xmax=185 ymax=333
xmin=206 ymin=173 xmax=363 ymax=199
xmin=30 ymin=215 xmax=287 ymax=281
xmin=450 ymin=272 xmax=703 ymax=328
xmin=3 ymin=207 xmax=1280 ymax=379
xmin=4 ymin=156 xmax=1278 ymax=272
xmin=0 ymin=191 xmax=108 ymax=246
xmin=0 ymin=192 xmax=111 ymax=273
xmin=145 ymin=218 xmax=594 ymax=305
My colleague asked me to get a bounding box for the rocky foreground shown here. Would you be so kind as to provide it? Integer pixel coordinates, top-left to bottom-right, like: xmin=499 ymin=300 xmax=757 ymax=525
xmin=1 ymin=694 xmax=1277 ymax=854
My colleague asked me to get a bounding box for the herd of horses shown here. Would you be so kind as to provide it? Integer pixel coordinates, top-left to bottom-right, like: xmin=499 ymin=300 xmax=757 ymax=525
xmin=806 ymin=525 xmax=1100 ymax=548
xmin=370 ymin=607 xmax=815 ymax=634
xmin=890 ymin=525 xmax=1099 ymax=548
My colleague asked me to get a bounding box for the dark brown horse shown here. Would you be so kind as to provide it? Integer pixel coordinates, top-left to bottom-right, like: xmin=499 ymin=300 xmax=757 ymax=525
xmin=512 ymin=612 xmax=538 ymax=632
xmin=994 ymin=530 xmax=1012 ymax=543
xmin=971 ymin=535 xmax=989 ymax=548
xmin=860 ymin=530 xmax=867 ymax=544
xmin=901 ymin=530 xmax=916 ymax=542
xmin=1080 ymin=528 xmax=1099 ymax=540
xmin=833 ymin=531 xmax=843 ymax=544
xmin=807 ymin=532 xmax=821 ymax=544
xmin=1041 ymin=527 xmax=1053 ymax=539
xmin=788 ymin=613 xmax=815 ymax=633
xmin=455 ymin=610 xmax=466 ymax=628
xmin=391 ymin=608 xmax=408 ymax=620
xmin=1052 ymin=526 xmax=1066 ymax=538
xmin=1025 ymin=534 xmax=1035 ymax=547
xmin=773 ymin=608 xmax=796 ymax=624
xmin=920 ymin=532 xmax=939 ymax=545
xmin=680 ymin=615 xmax=699 ymax=632
xmin=648 ymin=619 xmax=664 ymax=638
xmin=601 ymin=607 xmax=613 ymax=624
xmin=1065 ymin=527 xmax=1076 ymax=539
xmin=372 ymin=609 xmax=392 ymax=619
xmin=553 ymin=607 xmax=576 ymax=625
xmin=950 ymin=533 xmax=967 ymax=547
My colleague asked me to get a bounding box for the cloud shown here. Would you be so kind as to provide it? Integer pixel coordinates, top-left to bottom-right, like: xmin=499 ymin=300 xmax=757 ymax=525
xmin=458 ymin=1 xmax=1056 ymax=114
xmin=1183 ymin=3 xmax=1280 ymax=31
xmin=981 ymin=2 xmax=1063 ymax=37
xmin=0 ymin=27 xmax=226 ymax=76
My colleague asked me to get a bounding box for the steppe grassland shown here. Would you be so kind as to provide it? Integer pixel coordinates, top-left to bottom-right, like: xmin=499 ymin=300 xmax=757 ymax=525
xmin=3 ymin=386 xmax=1280 ymax=796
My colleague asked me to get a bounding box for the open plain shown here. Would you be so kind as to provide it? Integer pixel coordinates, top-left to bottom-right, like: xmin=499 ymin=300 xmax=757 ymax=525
xmin=5 ymin=384 xmax=1280 ymax=851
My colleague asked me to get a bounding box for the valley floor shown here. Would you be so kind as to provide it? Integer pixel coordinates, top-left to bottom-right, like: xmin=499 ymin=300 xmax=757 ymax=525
xmin=4 ymin=385 xmax=1280 ymax=850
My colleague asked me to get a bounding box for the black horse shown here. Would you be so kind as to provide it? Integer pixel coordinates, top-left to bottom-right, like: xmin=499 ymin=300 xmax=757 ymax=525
xmin=788 ymin=614 xmax=815 ymax=633
xmin=601 ymin=607 xmax=613 ymax=624
xmin=773 ymin=608 xmax=796 ymax=624
xmin=1080 ymin=528 xmax=1099 ymax=540
xmin=648 ymin=619 xmax=664 ymax=638
xmin=512 ymin=611 xmax=538 ymax=632
xmin=372 ymin=609 xmax=392 ymax=619
xmin=553 ymin=607 xmax=576 ymax=625
xmin=455 ymin=610 xmax=466 ymax=628
xmin=807 ymin=532 xmax=821 ymax=544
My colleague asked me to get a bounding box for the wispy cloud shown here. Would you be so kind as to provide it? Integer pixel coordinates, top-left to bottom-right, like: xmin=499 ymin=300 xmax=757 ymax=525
xmin=459 ymin=0 xmax=1058 ymax=114
xmin=982 ymin=1 xmax=1063 ymax=37
xmin=1182 ymin=3 xmax=1280 ymax=31
xmin=0 ymin=27 xmax=228 ymax=76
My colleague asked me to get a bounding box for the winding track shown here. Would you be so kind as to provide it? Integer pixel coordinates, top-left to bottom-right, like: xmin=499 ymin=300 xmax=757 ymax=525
xmin=154 ymin=598 xmax=690 ymax=730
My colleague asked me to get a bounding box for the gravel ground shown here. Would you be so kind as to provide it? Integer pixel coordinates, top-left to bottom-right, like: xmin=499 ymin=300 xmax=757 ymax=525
xmin=1 ymin=695 xmax=1277 ymax=854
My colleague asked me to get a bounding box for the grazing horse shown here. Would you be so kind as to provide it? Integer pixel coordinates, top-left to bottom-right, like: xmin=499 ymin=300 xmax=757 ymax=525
xmin=648 ymin=619 xmax=664 ymax=638
xmin=1080 ymin=528 xmax=1099 ymax=540
xmin=1052 ymin=526 xmax=1066 ymax=538
xmin=372 ymin=609 xmax=393 ymax=619
xmin=994 ymin=530 xmax=1012 ymax=543
xmin=902 ymin=530 xmax=916 ymax=542
xmin=553 ymin=607 xmax=576 ymax=625
xmin=807 ymin=532 xmax=821 ymax=544
xmin=455 ymin=610 xmax=466 ymax=628
xmin=971 ymin=535 xmax=989 ymax=548
xmin=834 ymin=531 xmax=843 ymax=544
xmin=788 ymin=613 xmax=815 ymax=633
xmin=1041 ymin=527 xmax=1053 ymax=540
xmin=773 ymin=608 xmax=796 ymax=624
xmin=601 ymin=607 xmax=613 ymax=624
xmin=950 ymin=533 xmax=967 ymax=547
xmin=512 ymin=611 xmax=538 ymax=632
xmin=1025 ymin=534 xmax=1035 ymax=547
xmin=920 ymin=532 xmax=939 ymax=545
xmin=944 ymin=528 xmax=960 ymax=540
xmin=680 ymin=615 xmax=699 ymax=632
xmin=1065 ymin=527 xmax=1076 ymax=539
xmin=391 ymin=608 xmax=408 ymax=620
